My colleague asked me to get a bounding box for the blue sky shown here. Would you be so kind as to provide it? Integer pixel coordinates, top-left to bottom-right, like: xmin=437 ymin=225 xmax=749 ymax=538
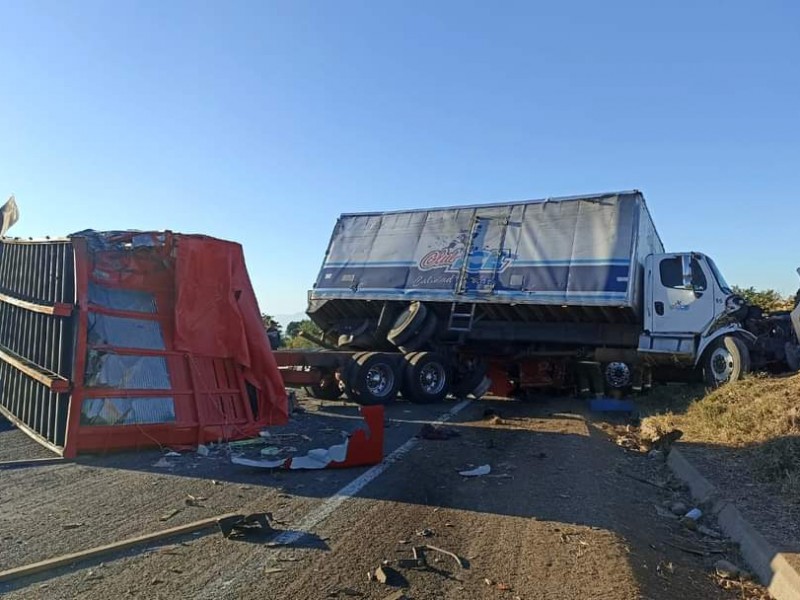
xmin=1 ymin=1 xmax=798 ymax=315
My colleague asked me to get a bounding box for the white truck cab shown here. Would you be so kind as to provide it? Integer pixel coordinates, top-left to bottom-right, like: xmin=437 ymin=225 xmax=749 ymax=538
xmin=639 ymin=252 xmax=754 ymax=385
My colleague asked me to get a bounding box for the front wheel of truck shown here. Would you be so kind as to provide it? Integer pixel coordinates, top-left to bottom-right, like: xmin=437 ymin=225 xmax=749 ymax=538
xmin=703 ymin=336 xmax=750 ymax=388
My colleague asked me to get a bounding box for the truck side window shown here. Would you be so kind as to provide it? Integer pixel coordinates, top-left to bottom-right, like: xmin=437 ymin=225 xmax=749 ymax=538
xmin=659 ymin=257 xmax=707 ymax=290
xmin=691 ymin=260 xmax=707 ymax=291
xmin=659 ymin=258 xmax=683 ymax=288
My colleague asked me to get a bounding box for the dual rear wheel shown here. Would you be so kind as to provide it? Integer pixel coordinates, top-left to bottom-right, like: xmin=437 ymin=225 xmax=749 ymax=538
xmin=341 ymin=351 xmax=451 ymax=405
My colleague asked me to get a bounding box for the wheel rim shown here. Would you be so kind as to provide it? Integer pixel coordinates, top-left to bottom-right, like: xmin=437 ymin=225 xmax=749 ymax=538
xmin=710 ymin=347 xmax=735 ymax=382
xmin=418 ymin=362 xmax=446 ymax=395
xmin=605 ymin=362 xmax=631 ymax=388
xmin=364 ymin=363 xmax=395 ymax=398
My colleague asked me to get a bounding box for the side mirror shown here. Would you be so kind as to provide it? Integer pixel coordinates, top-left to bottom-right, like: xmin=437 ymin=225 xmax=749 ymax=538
xmin=681 ymin=254 xmax=693 ymax=289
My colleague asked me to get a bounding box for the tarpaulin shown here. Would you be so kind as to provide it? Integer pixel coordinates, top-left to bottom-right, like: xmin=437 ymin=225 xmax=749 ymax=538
xmin=173 ymin=236 xmax=288 ymax=425
xmin=312 ymin=191 xmax=665 ymax=310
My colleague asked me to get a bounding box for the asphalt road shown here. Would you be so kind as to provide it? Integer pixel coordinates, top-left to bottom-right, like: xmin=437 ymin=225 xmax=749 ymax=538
xmin=0 ymin=395 xmax=765 ymax=599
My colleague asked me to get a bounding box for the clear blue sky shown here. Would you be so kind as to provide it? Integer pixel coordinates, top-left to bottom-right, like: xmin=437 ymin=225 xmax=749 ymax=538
xmin=1 ymin=1 xmax=798 ymax=316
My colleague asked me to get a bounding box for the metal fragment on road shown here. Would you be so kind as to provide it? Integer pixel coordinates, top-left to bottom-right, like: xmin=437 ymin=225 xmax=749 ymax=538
xmin=422 ymin=544 xmax=466 ymax=569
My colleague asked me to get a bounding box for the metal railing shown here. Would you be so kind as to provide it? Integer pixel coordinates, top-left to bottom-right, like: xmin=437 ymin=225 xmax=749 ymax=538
xmin=0 ymin=239 xmax=75 ymax=452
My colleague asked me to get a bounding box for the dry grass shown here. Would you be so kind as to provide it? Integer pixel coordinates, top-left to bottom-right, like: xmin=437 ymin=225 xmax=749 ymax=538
xmin=642 ymin=373 xmax=800 ymax=500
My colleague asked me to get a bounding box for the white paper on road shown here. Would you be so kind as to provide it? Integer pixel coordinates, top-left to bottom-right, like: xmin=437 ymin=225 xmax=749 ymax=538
xmin=458 ymin=464 xmax=491 ymax=477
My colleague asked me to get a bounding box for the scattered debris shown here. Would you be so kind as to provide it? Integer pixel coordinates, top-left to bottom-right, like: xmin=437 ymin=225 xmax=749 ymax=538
xmin=212 ymin=480 xmax=222 ymax=486
xmin=61 ymin=523 xmax=83 ymax=530
xmin=420 ymin=544 xmax=466 ymax=569
xmin=159 ymin=508 xmax=182 ymax=522
xmin=196 ymin=444 xmax=210 ymax=457
xmin=697 ymin=525 xmax=722 ymax=539
xmin=669 ymin=501 xmax=688 ymax=516
xmin=416 ymin=528 xmax=434 ymax=538
xmin=397 ymin=558 xmax=422 ymax=569
xmin=328 ymin=588 xmax=362 ymax=598
xmin=165 ymin=451 xmax=182 ymax=457
xmin=459 ymin=464 xmax=491 ymax=477
xmin=229 ymin=438 xmax=266 ymax=448
xmin=374 ymin=565 xmax=390 ymax=584
xmin=234 ymin=406 xmax=384 ymax=469
xmin=152 ymin=457 xmax=173 ymax=469
xmin=184 ymin=494 xmax=207 ymax=507
xmin=370 ymin=565 xmax=402 ymax=586
xmin=680 ymin=508 xmax=702 ymax=530
xmin=496 ymin=582 xmax=512 ymax=591
xmin=216 ymin=513 xmax=273 ymax=538
xmin=260 ymin=446 xmax=281 ymax=457
xmin=684 ymin=507 xmax=702 ymax=521
xmin=656 ymin=560 xmax=675 ymax=577
xmin=418 ymin=424 xmax=461 ymax=440
xmin=484 ymin=578 xmax=494 ymax=586
xmin=714 ymin=559 xmax=741 ymax=579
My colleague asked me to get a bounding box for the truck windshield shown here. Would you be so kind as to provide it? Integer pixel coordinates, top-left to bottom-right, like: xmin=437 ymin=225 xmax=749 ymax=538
xmin=706 ymin=257 xmax=732 ymax=294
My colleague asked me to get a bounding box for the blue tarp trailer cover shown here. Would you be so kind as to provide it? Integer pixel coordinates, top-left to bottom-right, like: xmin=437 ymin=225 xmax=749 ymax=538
xmin=311 ymin=191 xmax=664 ymax=317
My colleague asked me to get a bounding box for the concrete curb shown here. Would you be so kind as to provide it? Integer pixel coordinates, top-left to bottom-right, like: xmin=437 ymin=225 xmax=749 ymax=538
xmin=668 ymin=447 xmax=800 ymax=600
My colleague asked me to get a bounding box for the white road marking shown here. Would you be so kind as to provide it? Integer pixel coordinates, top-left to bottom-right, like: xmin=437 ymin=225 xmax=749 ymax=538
xmin=274 ymin=399 xmax=472 ymax=544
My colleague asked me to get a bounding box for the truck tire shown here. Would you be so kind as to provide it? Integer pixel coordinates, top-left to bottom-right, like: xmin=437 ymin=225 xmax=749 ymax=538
xmin=341 ymin=352 xmax=368 ymax=402
xmin=348 ymin=352 xmax=400 ymax=405
xmin=304 ymin=371 xmax=342 ymax=400
xmin=403 ymin=351 xmax=451 ymax=403
xmin=338 ymin=332 xmax=375 ymax=350
xmin=388 ymin=302 xmax=428 ymax=347
xmin=703 ymin=336 xmax=750 ymax=388
xmin=398 ymin=313 xmax=438 ymax=353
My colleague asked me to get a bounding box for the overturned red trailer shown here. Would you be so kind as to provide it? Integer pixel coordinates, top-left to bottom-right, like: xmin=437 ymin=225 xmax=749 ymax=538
xmin=0 ymin=231 xmax=287 ymax=457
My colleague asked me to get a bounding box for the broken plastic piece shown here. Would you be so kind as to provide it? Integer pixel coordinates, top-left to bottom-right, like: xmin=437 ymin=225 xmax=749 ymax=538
xmin=458 ymin=464 xmax=491 ymax=477
xmin=232 ymin=406 xmax=384 ymax=470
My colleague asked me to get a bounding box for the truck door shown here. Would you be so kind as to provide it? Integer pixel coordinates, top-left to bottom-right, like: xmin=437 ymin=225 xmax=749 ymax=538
xmin=650 ymin=254 xmax=716 ymax=334
xmin=456 ymin=216 xmax=511 ymax=295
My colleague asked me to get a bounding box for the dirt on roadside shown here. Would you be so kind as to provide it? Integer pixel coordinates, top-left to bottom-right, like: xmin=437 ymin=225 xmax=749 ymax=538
xmin=640 ymin=375 xmax=800 ymax=552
